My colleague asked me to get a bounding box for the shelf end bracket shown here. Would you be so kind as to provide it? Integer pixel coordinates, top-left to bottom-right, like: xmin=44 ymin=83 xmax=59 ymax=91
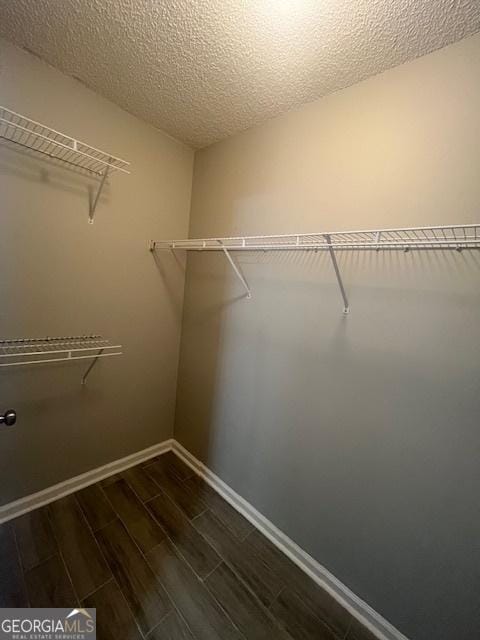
xmin=81 ymin=348 xmax=104 ymax=385
xmin=88 ymin=162 xmax=110 ymax=224
xmin=324 ymin=234 xmax=350 ymax=314
xmin=218 ymin=241 xmax=251 ymax=299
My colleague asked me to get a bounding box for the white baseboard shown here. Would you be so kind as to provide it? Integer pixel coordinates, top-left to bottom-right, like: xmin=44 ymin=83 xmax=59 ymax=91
xmin=172 ymin=440 xmax=410 ymax=640
xmin=0 ymin=438 xmax=173 ymax=524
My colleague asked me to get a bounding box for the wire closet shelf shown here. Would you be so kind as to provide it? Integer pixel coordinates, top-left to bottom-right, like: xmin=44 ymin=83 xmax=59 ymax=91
xmin=0 ymin=106 xmax=130 ymax=176
xmin=0 ymin=335 xmax=123 ymax=384
xmin=150 ymin=223 xmax=480 ymax=252
xmin=150 ymin=223 xmax=480 ymax=314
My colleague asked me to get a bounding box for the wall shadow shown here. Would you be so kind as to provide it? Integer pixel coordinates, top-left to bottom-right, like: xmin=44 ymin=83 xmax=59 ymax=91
xmin=0 ymin=142 xmax=111 ymax=212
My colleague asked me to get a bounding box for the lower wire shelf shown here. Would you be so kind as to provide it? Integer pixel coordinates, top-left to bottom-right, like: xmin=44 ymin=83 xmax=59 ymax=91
xmin=0 ymin=335 xmax=123 ymax=384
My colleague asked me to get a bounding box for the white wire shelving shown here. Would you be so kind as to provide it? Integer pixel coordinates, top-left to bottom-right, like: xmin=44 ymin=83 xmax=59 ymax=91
xmin=0 ymin=105 xmax=130 ymax=223
xmin=150 ymin=223 xmax=480 ymax=313
xmin=0 ymin=335 xmax=123 ymax=385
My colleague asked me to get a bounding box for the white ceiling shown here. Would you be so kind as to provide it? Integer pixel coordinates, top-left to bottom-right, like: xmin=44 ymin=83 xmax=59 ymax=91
xmin=0 ymin=0 xmax=479 ymax=148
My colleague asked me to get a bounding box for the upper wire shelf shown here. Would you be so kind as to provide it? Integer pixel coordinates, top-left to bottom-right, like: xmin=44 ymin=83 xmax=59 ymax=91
xmin=150 ymin=223 xmax=480 ymax=252
xmin=150 ymin=223 xmax=480 ymax=313
xmin=0 ymin=105 xmax=130 ymax=222
xmin=0 ymin=335 xmax=123 ymax=384
xmin=0 ymin=106 xmax=130 ymax=176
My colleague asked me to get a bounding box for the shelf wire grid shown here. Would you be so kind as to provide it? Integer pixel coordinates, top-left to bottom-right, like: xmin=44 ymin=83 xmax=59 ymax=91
xmin=151 ymin=224 xmax=480 ymax=252
xmin=0 ymin=106 xmax=130 ymax=176
xmin=0 ymin=335 xmax=123 ymax=368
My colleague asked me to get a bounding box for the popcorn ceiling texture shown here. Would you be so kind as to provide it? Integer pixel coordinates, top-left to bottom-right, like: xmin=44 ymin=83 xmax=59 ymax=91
xmin=0 ymin=0 xmax=479 ymax=148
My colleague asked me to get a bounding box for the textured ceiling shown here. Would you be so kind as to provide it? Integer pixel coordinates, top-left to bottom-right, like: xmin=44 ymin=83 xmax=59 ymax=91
xmin=0 ymin=1 xmax=479 ymax=148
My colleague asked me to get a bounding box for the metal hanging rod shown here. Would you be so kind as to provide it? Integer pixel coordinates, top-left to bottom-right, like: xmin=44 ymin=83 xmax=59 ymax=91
xmin=0 ymin=335 xmax=123 ymax=385
xmin=0 ymin=105 xmax=130 ymax=223
xmin=150 ymin=223 xmax=480 ymax=314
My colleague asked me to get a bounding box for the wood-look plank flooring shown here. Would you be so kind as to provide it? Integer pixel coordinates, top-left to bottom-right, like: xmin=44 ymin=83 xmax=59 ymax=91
xmin=0 ymin=451 xmax=375 ymax=640
xmin=0 ymin=522 xmax=28 ymax=607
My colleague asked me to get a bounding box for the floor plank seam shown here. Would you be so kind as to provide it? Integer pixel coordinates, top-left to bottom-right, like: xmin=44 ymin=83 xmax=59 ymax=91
xmin=121 ymin=469 xmax=162 ymax=506
xmin=104 ymin=503 xmax=175 ymax=634
xmin=153 ymin=521 xmax=206 ymax=582
xmin=142 ymin=533 xmax=216 ymax=640
xmin=87 ymin=486 xmax=170 ymax=638
xmin=142 ymin=484 xmax=221 ymax=583
xmin=93 ymin=519 xmax=168 ymax=637
xmin=190 ymin=561 xmax=248 ymax=640
xmin=343 ymin=618 xmax=353 ymax=640
xmin=11 ymin=522 xmax=31 ymax=608
xmin=203 ymin=565 xmax=298 ymax=640
xmin=142 ymin=568 xmax=197 ymax=640
xmin=143 ymin=607 xmax=172 ymax=639
xmin=140 ymin=477 xmax=248 ymax=638
xmin=192 ymin=505 xmax=210 ymax=521
xmin=71 ymin=492 xmax=116 ymax=591
xmin=191 ymin=510 xmax=286 ymax=603
xmin=75 ymin=488 xmax=111 ymax=533
xmin=140 ymin=491 xmax=161 ymax=504
xmin=73 ymin=490 xmax=150 ymax=639
xmin=79 ymin=576 xmax=115 ymax=604
xmin=19 ymin=550 xmax=58 ymax=573
xmin=268 ymin=584 xmax=286 ymax=610
xmin=189 ymin=513 xmax=299 ymax=639
xmin=48 ymin=502 xmax=86 ymax=606
xmin=45 ymin=524 xmax=80 ymax=607
xmin=97 ymin=573 xmax=149 ymax=640
xmin=114 ymin=572 xmax=149 ymax=640
xmin=168 ymin=586 xmax=202 ymax=638
xmin=270 ymin=579 xmax=342 ymax=639
xmin=199 ymin=556 xmax=223 ymax=583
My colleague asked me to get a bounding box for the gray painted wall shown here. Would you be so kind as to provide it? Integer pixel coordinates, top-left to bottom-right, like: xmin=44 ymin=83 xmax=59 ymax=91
xmin=175 ymin=34 xmax=480 ymax=640
xmin=0 ymin=39 xmax=193 ymax=504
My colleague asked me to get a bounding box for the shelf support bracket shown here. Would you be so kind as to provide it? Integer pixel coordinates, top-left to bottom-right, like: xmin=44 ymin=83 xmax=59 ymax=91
xmin=81 ymin=349 xmax=104 ymax=385
xmin=218 ymin=241 xmax=251 ymax=299
xmin=88 ymin=161 xmax=111 ymax=224
xmin=324 ymin=234 xmax=350 ymax=314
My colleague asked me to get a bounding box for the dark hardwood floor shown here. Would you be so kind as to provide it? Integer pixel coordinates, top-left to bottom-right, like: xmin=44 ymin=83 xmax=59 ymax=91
xmin=0 ymin=450 xmax=375 ymax=640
